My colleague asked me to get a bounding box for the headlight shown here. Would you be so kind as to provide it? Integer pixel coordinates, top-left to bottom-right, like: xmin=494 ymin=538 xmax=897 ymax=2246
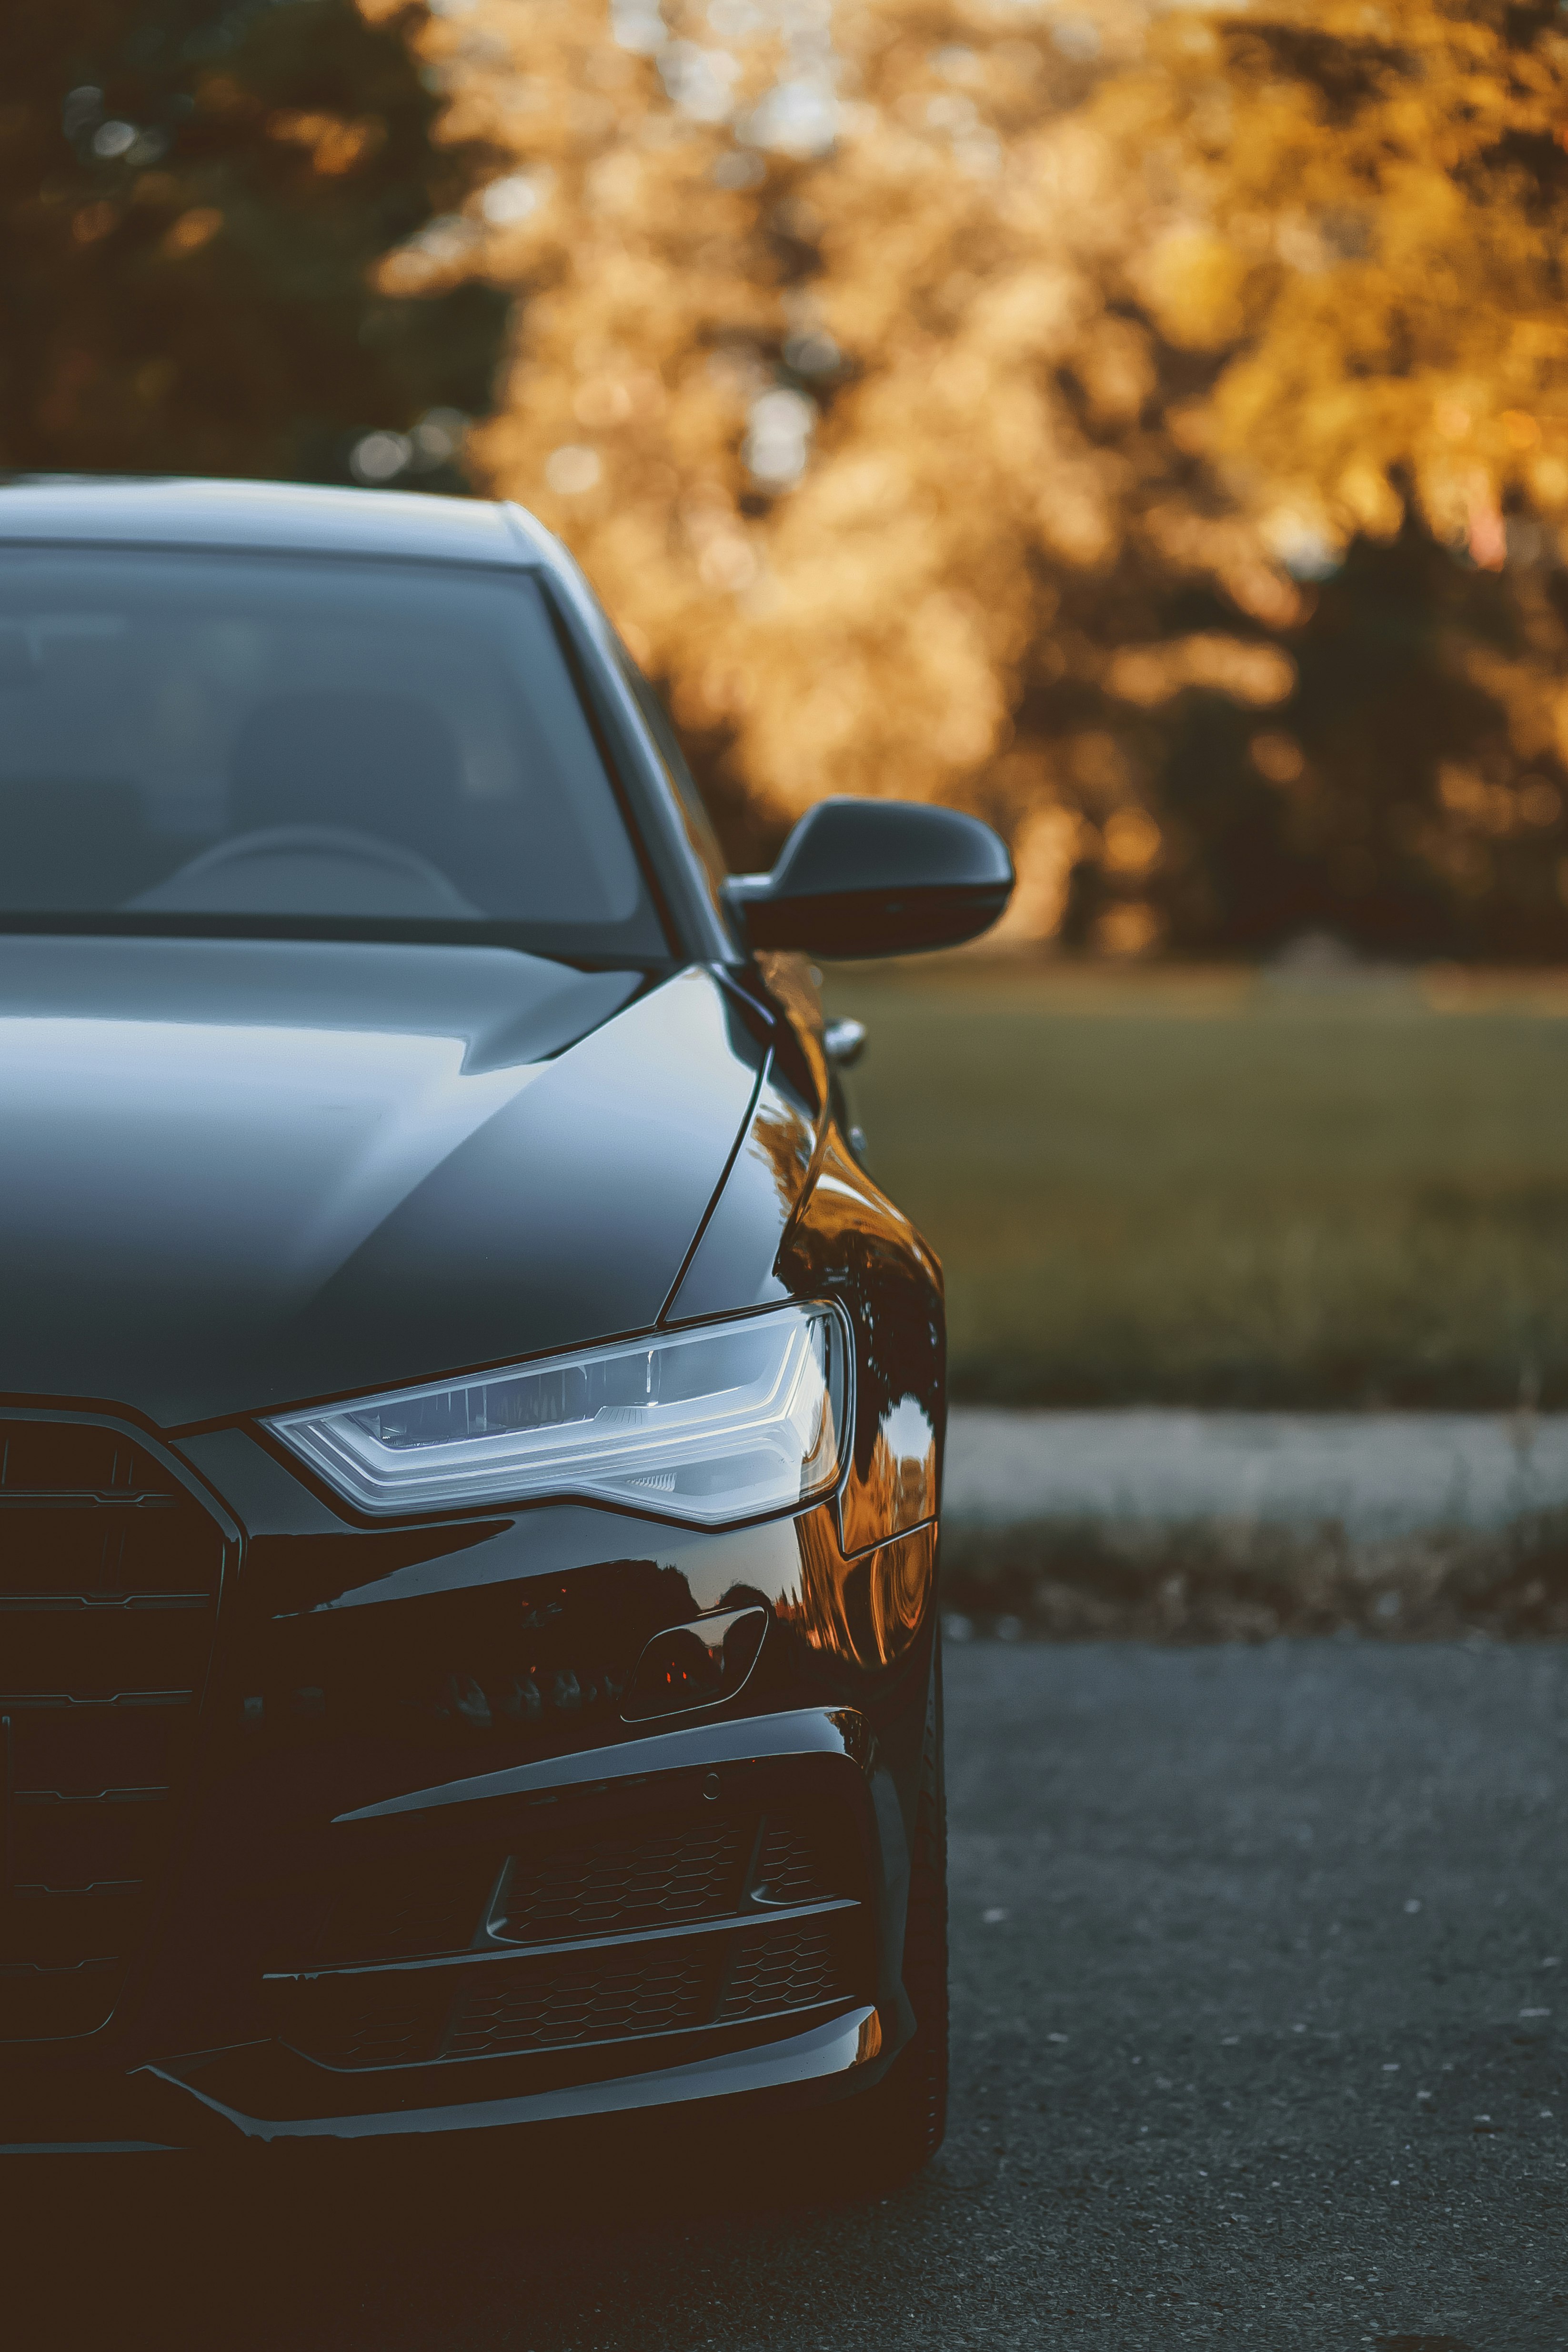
xmin=266 ymin=1303 xmax=850 ymax=1526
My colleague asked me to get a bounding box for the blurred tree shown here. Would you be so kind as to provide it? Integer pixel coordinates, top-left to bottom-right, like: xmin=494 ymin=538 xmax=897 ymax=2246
xmin=47 ymin=0 xmax=1560 ymax=960
xmin=1104 ymin=0 xmax=1568 ymax=956
xmin=0 ymin=0 xmax=505 ymax=483
xmin=1122 ymin=0 xmax=1568 ymax=568
xmin=1139 ymin=524 xmax=1568 ymax=962
xmin=412 ymin=0 xmax=1299 ymax=912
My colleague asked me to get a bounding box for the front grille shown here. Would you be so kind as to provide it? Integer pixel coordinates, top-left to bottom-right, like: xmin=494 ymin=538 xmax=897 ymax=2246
xmin=0 ymin=1420 xmax=225 ymax=2042
xmin=277 ymin=1797 xmax=871 ymax=2072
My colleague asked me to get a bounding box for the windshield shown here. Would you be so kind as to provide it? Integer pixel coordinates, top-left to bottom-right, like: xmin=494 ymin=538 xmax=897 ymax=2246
xmin=0 ymin=548 xmax=666 ymax=959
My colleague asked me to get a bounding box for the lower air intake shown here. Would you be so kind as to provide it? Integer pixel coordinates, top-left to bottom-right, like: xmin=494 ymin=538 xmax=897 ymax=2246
xmin=446 ymin=1943 xmax=714 ymax=2061
xmin=717 ymin=1921 xmax=849 ymax=2021
xmin=275 ymin=1797 xmax=871 ymax=2072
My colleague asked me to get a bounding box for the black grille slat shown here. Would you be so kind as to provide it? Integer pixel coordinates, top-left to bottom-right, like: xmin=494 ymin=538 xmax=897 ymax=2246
xmin=0 ymin=1959 xmax=132 ymax=2044
xmin=0 ymin=1419 xmax=223 ymax=2044
xmin=15 ymin=1704 xmax=174 ymax=1793
xmin=13 ymin=1784 xmax=174 ymax=1889
xmin=0 ymin=1692 xmax=195 ymax=1710
xmin=19 ymin=1786 xmax=170 ymax=1804
xmin=0 ymin=1611 xmax=214 ymax=1695
xmin=0 ymin=1424 xmax=169 ymax=1494
xmin=0 ymin=1595 xmax=210 ymax=1612
xmin=0 ymin=1493 xmax=178 ymax=1508
xmin=10 ymin=1884 xmax=146 ymax=1968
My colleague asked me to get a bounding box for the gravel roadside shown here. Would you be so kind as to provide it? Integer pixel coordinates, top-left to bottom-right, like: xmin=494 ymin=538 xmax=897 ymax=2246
xmin=943 ymin=1407 xmax=1568 ymax=1638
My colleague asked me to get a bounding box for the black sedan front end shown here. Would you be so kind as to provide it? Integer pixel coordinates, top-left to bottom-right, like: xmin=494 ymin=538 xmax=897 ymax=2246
xmin=0 ymin=479 xmax=1009 ymax=2163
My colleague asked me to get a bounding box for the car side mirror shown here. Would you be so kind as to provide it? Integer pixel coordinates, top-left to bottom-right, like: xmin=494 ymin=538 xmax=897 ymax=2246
xmin=722 ymin=797 xmax=1014 ymax=959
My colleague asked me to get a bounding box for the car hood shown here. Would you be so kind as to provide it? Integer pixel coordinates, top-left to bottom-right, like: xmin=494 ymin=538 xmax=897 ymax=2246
xmin=0 ymin=937 xmax=765 ymax=1427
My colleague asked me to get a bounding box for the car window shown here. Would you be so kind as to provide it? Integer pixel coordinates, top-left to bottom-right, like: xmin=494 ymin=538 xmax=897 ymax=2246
xmin=0 ymin=548 xmax=668 ymax=958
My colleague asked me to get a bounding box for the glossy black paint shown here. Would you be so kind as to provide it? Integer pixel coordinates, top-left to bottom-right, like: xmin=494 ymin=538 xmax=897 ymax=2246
xmin=0 ymin=939 xmax=761 ymax=1423
xmin=726 ymin=797 xmax=1015 ymax=958
xmin=0 ymin=478 xmax=1004 ymax=2156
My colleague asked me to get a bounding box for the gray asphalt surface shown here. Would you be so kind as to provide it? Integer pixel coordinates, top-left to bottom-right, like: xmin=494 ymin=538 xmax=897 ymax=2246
xmin=17 ymin=1640 xmax=1568 ymax=2352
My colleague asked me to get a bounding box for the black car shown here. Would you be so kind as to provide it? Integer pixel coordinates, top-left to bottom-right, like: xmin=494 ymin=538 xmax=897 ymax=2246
xmin=0 ymin=478 xmax=1011 ymax=2165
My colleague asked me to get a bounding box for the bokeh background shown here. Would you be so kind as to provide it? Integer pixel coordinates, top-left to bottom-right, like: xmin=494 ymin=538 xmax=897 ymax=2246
xmin=13 ymin=0 xmax=1568 ymax=1412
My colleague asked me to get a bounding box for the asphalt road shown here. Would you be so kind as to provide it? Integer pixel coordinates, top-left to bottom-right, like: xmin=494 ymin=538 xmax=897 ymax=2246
xmin=16 ymin=1639 xmax=1568 ymax=2352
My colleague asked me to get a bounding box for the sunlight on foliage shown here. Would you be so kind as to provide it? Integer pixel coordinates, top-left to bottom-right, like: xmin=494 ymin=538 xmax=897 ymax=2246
xmin=19 ymin=2 xmax=1568 ymax=959
xmin=393 ymin=0 xmax=1568 ymax=959
xmin=404 ymin=0 xmax=1283 ymax=906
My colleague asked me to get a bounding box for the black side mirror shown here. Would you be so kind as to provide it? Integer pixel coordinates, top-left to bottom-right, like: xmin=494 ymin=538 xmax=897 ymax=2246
xmin=723 ymin=797 xmax=1014 ymax=959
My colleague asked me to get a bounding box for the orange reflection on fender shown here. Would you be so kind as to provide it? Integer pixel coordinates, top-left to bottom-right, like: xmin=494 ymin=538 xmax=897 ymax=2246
xmin=838 ymin=1391 xmax=936 ymax=1558
xmin=774 ymin=1509 xmax=936 ymax=1670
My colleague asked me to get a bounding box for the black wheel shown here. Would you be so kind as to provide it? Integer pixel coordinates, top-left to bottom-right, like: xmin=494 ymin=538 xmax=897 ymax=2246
xmin=840 ymin=1636 xmax=949 ymax=2185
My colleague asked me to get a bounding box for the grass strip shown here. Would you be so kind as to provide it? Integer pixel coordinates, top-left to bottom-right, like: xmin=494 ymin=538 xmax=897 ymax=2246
xmin=823 ymin=960 xmax=1568 ymax=1412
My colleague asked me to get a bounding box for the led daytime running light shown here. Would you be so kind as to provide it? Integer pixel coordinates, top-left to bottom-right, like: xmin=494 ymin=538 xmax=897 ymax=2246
xmin=266 ymin=1303 xmax=849 ymax=1526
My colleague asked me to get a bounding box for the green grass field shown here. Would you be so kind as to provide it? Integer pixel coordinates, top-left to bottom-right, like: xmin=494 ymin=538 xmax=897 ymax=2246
xmin=819 ymin=961 xmax=1568 ymax=1410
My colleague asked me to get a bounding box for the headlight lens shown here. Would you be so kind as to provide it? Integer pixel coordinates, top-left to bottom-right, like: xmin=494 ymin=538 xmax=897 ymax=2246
xmin=266 ymin=1303 xmax=849 ymax=1525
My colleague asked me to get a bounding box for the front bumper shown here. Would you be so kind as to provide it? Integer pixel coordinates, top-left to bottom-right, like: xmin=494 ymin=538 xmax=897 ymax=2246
xmin=0 ymin=1417 xmax=936 ymax=2153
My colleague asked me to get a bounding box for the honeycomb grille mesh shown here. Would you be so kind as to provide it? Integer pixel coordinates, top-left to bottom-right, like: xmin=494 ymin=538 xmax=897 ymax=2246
xmin=446 ymin=1945 xmax=713 ymax=2061
xmin=281 ymin=1797 xmax=871 ymax=2073
xmin=497 ymin=1820 xmax=745 ymax=1946
xmin=755 ymin=1820 xmax=840 ymax=1909
xmin=718 ymin=1921 xmax=852 ymax=2021
xmin=325 ymin=1989 xmax=447 ymax=2073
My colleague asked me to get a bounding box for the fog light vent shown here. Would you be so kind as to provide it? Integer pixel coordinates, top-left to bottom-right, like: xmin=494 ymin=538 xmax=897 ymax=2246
xmin=622 ymin=1606 xmax=766 ymax=1722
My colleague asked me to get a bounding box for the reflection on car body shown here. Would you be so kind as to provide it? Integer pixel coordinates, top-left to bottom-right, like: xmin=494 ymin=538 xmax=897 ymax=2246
xmin=0 ymin=477 xmax=1011 ymax=2169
